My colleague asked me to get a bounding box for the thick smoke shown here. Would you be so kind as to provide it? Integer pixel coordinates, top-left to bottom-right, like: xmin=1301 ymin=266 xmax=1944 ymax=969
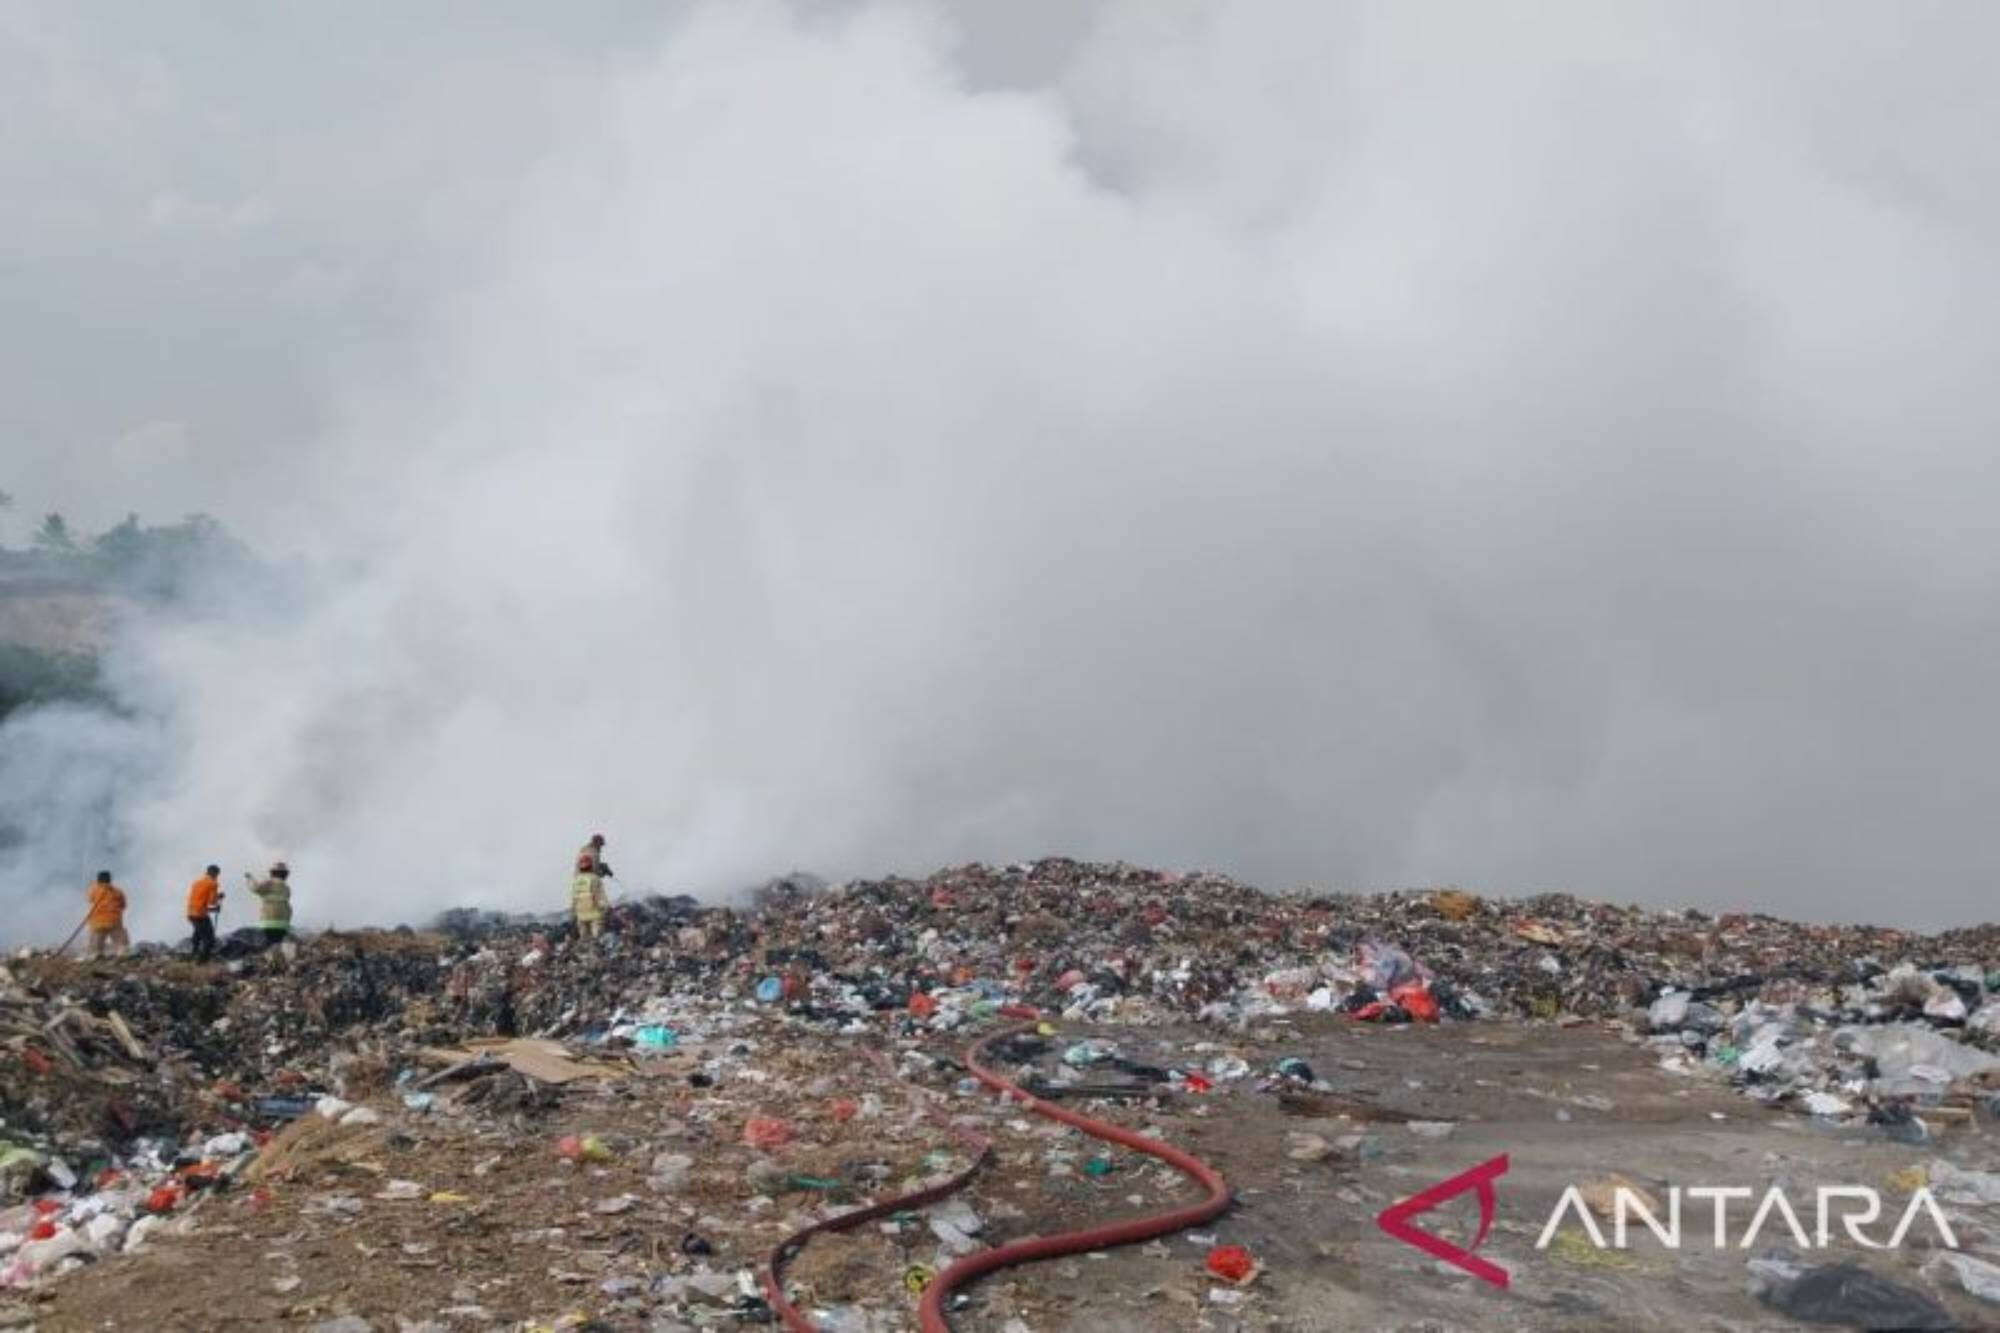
xmin=5 ymin=2 xmax=2000 ymax=939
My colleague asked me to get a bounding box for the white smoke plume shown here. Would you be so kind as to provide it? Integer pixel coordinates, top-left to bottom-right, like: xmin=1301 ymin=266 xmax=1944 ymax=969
xmin=5 ymin=2 xmax=2000 ymax=940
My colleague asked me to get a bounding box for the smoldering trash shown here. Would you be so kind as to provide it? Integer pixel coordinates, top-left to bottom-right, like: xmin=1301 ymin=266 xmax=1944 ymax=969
xmin=1 ymin=859 xmax=1997 ymax=1328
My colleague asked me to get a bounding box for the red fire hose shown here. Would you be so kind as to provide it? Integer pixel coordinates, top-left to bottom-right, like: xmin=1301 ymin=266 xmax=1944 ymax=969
xmin=762 ymin=1017 xmax=1232 ymax=1331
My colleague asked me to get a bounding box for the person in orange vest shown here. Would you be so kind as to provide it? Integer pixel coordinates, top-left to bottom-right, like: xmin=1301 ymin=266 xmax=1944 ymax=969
xmin=85 ymin=871 xmax=129 ymax=959
xmin=186 ymin=864 xmax=223 ymax=961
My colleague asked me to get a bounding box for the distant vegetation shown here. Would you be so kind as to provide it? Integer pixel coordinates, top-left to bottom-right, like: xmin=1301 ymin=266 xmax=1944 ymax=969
xmin=0 ymin=643 xmax=103 ymax=719
xmin=0 ymin=496 xmax=250 ymax=723
xmin=6 ymin=507 xmax=248 ymax=599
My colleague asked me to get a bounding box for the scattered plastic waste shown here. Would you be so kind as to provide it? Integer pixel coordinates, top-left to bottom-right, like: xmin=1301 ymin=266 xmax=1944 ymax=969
xmin=556 ymin=1134 xmax=613 ymax=1164
xmin=1931 ymin=1251 xmax=2000 ymax=1306
xmin=1389 ymin=981 xmax=1440 ymax=1023
xmin=1205 ymin=1244 xmax=1258 ymax=1284
xmin=1748 ymin=1252 xmax=1954 ymax=1330
xmin=742 ymin=1116 xmax=792 ymax=1150
xmin=1063 ymin=1040 xmax=1117 ymax=1067
xmin=633 ymin=1024 xmax=678 ymax=1051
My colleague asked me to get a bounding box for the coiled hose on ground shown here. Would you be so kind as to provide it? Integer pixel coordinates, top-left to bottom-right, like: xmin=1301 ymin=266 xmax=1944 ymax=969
xmin=763 ymin=1017 xmax=1233 ymax=1332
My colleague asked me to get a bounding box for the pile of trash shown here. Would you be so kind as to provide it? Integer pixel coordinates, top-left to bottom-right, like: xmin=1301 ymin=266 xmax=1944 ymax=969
xmin=1642 ymin=960 xmax=2000 ymax=1133
xmin=2 ymin=857 xmax=1997 ymax=1304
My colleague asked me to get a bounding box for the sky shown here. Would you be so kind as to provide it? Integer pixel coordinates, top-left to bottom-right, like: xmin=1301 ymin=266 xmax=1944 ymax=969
xmin=3 ymin=0 xmax=1998 ymax=938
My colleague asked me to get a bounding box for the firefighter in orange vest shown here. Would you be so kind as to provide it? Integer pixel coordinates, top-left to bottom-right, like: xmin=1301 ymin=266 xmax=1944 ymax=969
xmin=186 ymin=865 xmax=223 ymax=961
xmin=85 ymin=871 xmax=129 ymax=959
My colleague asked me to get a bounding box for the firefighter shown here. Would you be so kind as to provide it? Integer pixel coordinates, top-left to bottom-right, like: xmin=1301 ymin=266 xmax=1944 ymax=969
xmin=186 ymin=864 xmax=223 ymax=961
xmin=85 ymin=871 xmax=129 ymax=959
xmin=246 ymin=861 xmax=294 ymax=950
xmin=576 ymin=833 xmax=612 ymax=879
xmin=571 ymin=853 xmax=609 ymax=941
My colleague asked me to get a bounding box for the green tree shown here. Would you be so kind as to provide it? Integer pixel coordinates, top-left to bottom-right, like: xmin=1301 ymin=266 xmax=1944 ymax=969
xmin=91 ymin=512 xmax=144 ymax=566
xmin=32 ymin=512 xmax=75 ymax=553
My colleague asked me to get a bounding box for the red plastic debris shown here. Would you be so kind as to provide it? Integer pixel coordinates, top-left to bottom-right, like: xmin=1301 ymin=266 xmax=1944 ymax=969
xmin=1349 ymin=1001 xmax=1388 ymax=1021
xmin=908 ymin=992 xmax=938 ymax=1019
xmin=146 ymin=1183 xmax=184 ymax=1214
xmin=1206 ymin=1244 xmax=1256 ymax=1283
xmin=21 ymin=1047 xmax=51 ymax=1075
xmin=31 ymin=1199 xmax=61 ymax=1217
xmin=743 ymin=1115 xmax=792 ymax=1150
xmin=1389 ymin=982 xmax=1440 ymax=1023
xmin=27 ymin=1219 xmax=57 ymax=1241
xmin=1055 ymin=969 xmax=1087 ymax=993
xmin=556 ymin=1128 xmax=608 ymax=1160
xmin=177 ymin=1161 xmax=222 ymax=1189
xmin=827 ymin=1098 xmax=859 ymax=1124
xmin=1182 ymin=1073 xmax=1214 ymax=1093
xmin=554 ymin=1133 xmax=612 ymax=1162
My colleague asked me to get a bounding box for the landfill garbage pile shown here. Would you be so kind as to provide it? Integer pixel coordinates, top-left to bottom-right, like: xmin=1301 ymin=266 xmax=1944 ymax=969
xmin=1640 ymin=959 xmax=2000 ymax=1137
xmin=1 ymin=857 xmax=1996 ymax=1314
xmin=738 ymin=862 xmax=2000 ymax=1133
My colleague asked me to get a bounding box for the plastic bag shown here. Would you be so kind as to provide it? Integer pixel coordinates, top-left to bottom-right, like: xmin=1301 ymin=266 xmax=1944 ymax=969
xmin=743 ymin=1116 xmax=792 ymax=1150
xmin=1390 ymin=981 xmax=1440 ymax=1023
xmin=1205 ymin=1244 xmax=1258 ymax=1284
xmin=1359 ymin=942 xmax=1424 ymax=990
xmin=1750 ymin=1256 xmax=1953 ymax=1329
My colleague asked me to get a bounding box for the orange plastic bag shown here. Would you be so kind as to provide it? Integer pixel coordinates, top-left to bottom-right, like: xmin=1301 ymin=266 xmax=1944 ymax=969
xmin=1389 ymin=982 xmax=1440 ymax=1023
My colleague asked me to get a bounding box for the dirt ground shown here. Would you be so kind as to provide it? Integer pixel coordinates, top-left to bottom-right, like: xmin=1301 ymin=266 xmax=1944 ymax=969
xmin=15 ymin=1014 xmax=2000 ymax=1332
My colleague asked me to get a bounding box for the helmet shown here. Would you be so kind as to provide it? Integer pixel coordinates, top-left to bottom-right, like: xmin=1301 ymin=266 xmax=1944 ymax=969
xmin=589 ymin=834 xmax=606 ymax=846
xmin=270 ymin=861 xmax=289 ymax=877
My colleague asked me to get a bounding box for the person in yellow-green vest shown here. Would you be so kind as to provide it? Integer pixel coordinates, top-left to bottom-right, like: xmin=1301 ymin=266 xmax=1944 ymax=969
xmin=245 ymin=862 xmax=293 ymax=950
xmin=571 ymin=854 xmax=609 ymax=941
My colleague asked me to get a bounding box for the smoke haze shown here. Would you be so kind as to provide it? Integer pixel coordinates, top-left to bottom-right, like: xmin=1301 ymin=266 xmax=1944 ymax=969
xmin=5 ymin=1 xmax=2000 ymax=939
